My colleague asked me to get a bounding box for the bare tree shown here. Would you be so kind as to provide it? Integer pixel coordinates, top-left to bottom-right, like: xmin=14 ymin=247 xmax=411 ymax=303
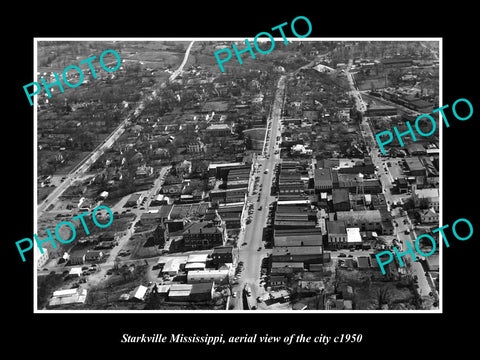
xmin=373 ymin=287 xmax=392 ymax=310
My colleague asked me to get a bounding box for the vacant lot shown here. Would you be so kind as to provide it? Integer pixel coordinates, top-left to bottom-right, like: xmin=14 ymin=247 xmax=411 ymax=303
xmin=79 ymin=264 xmax=149 ymax=310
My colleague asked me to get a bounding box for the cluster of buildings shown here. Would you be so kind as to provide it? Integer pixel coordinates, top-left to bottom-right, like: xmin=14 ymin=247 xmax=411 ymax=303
xmin=266 ymin=154 xmax=396 ymax=288
xmin=152 ymin=245 xmax=235 ymax=303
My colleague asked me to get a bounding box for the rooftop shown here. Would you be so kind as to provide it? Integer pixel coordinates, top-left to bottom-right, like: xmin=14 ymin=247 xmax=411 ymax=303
xmin=337 ymin=210 xmax=382 ymax=223
xmin=314 ymin=168 xmax=332 ymax=182
xmin=326 ymin=220 xmax=347 ymax=234
xmin=332 ymin=188 xmax=350 ymax=204
xmin=272 ymin=246 xmax=323 ymax=256
xmin=346 ymin=227 xmax=362 ymax=243
xmin=183 ymin=221 xmax=223 ymax=235
xmin=405 ymin=157 xmax=425 ymax=172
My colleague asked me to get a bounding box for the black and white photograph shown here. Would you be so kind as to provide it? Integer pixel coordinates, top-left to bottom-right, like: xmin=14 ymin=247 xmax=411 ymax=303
xmin=32 ymin=38 xmax=442 ymax=313
xmin=5 ymin=6 xmax=478 ymax=356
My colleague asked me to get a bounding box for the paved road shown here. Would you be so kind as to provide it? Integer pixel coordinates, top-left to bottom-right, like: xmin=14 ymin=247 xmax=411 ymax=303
xmin=362 ymin=114 xmax=434 ymax=299
xmin=233 ymin=75 xmax=286 ymax=310
xmin=346 ymin=59 xmax=367 ymax=112
xmin=169 ymin=41 xmax=195 ymax=81
xmin=37 ymin=44 xmax=195 ymax=219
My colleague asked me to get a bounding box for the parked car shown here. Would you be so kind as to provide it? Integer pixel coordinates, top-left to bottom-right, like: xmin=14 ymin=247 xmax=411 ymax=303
xmin=339 ymin=253 xmax=347 ymax=258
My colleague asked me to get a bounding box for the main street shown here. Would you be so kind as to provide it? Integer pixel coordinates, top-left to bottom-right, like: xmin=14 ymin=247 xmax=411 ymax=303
xmin=232 ymin=75 xmax=286 ymax=310
xmin=346 ymin=58 xmax=367 ymax=113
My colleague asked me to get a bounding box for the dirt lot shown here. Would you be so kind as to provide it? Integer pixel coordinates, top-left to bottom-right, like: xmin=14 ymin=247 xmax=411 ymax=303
xmin=80 ymin=264 xmax=150 ymax=310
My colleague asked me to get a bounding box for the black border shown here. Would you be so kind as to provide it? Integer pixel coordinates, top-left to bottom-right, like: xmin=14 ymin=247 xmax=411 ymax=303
xmin=6 ymin=5 xmax=478 ymax=355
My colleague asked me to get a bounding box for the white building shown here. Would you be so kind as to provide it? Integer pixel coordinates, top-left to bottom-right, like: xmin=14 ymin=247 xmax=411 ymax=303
xmin=36 ymin=247 xmax=49 ymax=268
xmin=49 ymin=288 xmax=88 ymax=307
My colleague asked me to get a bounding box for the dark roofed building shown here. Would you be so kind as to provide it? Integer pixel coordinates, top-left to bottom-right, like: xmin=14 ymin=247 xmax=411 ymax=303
xmin=271 ymin=246 xmax=324 ymax=265
xmin=406 ymin=143 xmax=427 ymax=156
xmin=189 ymin=282 xmax=214 ymax=302
xmin=326 ymin=220 xmax=347 ymax=249
xmin=182 ymin=221 xmax=226 ymax=250
xmin=405 ymin=157 xmax=426 ymax=177
xmin=332 ymin=188 xmax=350 ymax=211
xmin=274 ymin=234 xmax=323 ymax=247
xmin=314 ymin=168 xmax=333 ymax=191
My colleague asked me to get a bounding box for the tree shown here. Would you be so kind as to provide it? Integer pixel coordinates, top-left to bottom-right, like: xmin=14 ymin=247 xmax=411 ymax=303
xmin=373 ymin=287 xmax=392 ymax=310
xmin=419 ymin=197 xmax=431 ymax=209
xmin=403 ymin=196 xmax=416 ymax=210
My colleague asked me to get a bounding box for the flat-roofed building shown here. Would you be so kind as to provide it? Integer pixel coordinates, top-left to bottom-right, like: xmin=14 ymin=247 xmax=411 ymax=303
xmin=326 ymin=220 xmax=347 ymax=249
xmin=271 ymin=262 xmax=305 ymax=273
xmin=125 ymin=193 xmax=142 ymax=207
xmin=336 ymin=210 xmax=383 ymax=233
xmin=206 ymin=123 xmax=232 ymax=137
xmin=332 ymin=188 xmax=350 ymax=211
xmin=271 ymin=246 xmax=324 ymax=265
xmin=405 ymin=157 xmax=427 ymax=177
xmin=48 ymin=287 xmax=88 ymax=307
xmin=36 ymin=247 xmax=49 ymax=268
xmin=414 ymin=188 xmax=439 ymax=212
xmin=168 ymin=284 xmax=192 ymax=301
xmin=346 ymin=227 xmax=363 ymax=247
xmin=314 ymin=168 xmax=333 ymax=191
xmin=274 ymin=234 xmax=323 ymax=247
xmin=187 ymin=269 xmax=229 ymax=284
xmin=190 ymin=282 xmax=214 ymax=302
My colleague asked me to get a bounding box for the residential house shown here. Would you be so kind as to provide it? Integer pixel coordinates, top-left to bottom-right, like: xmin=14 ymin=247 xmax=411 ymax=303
xmin=419 ymin=208 xmax=439 ymax=223
xmin=187 ymin=269 xmax=229 ymax=284
xmin=205 ymin=123 xmax=232 ymax=137
xmin=186 ymin=141 xmax=205 ymax=153
xmin=85 ymin=250 xmax=104 ymax=262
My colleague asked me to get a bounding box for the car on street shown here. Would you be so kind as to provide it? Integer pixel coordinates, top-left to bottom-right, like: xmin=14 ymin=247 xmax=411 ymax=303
xmin=257 ymin=247 xmax=262 ymax=251
xmin=258 ymin=206 xmax=262 ymax=210
xmin=264 ymin=169 xmax=269 ymax=174
xmin=339 ymin=253 xmax=347 ymax=257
